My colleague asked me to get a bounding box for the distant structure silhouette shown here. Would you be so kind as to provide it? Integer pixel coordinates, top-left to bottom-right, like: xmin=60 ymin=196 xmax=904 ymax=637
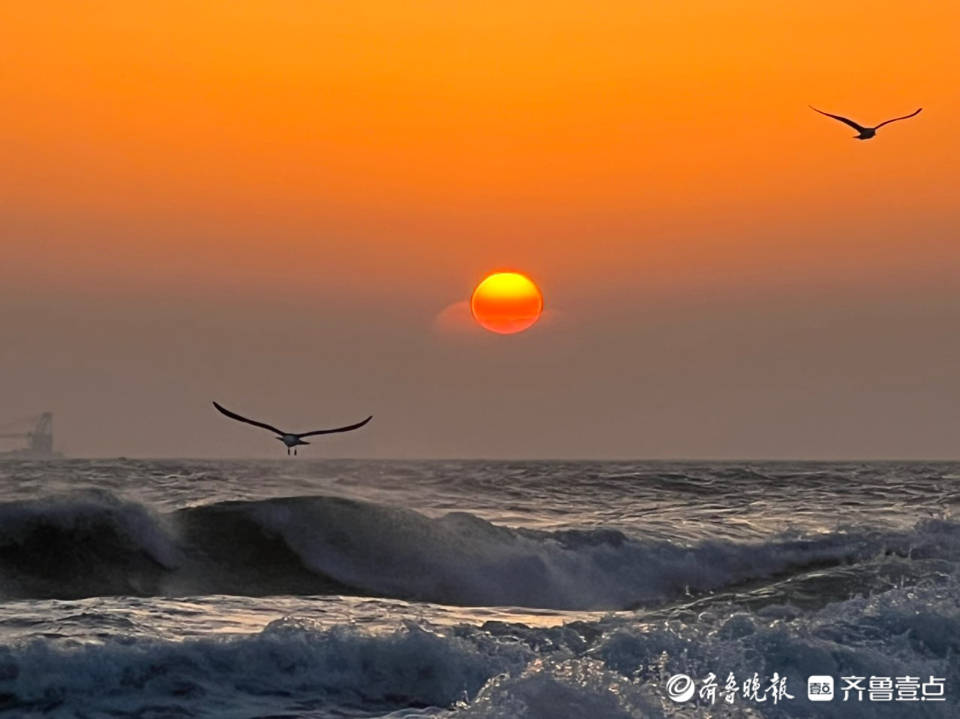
xmin=213 ymin=401 xmax=372 ymax=455
xmin=0 ymin=412 xmax=58 ymax=458
xmin=810 ymin=106 xmax=922 ymax=140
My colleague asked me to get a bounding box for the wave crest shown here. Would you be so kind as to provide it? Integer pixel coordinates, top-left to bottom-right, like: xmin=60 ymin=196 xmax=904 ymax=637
xmin=1 ymin=490 xmax=958 ymax=609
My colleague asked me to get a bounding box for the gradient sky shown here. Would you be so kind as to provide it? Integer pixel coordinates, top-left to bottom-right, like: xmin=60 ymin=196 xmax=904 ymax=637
xmin=1 ymin=1 xmax=958 ymax=458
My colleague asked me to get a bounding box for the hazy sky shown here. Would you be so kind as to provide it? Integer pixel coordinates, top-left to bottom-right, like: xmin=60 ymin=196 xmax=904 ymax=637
xmin=2 ymin=1 xmax=958 ymax=458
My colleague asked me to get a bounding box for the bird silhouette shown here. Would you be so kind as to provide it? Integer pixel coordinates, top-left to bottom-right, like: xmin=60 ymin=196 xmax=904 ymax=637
xmin=213 ymin=401 xmax=372 ymax=455
xmin=809 ymin=106 xmax=922 ymax=140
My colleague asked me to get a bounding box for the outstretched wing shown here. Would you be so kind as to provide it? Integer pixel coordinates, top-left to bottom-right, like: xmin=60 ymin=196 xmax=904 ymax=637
xmin=809 ymin=106 xmax=868 ymax=132
xmin=874 ymin=107 xmax=922 ymax=129
xmin=212 ymin=401 xmax=284 ymax=434
xmin=298 ymin=415 xmax=373 ymax=438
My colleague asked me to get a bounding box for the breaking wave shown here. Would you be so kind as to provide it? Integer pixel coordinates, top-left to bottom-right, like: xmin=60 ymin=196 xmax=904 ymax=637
xmin=1 ymin=576 xmax=958 ymax=718
xmin=0 ymin=619 xmax=530 ymax=717
xmin=1 ymin=490 xmax=959 ymax=610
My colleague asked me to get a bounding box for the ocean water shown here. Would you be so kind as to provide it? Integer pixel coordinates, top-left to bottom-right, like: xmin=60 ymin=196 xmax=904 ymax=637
xmin=0 ymin=460 xmax=957 ymax=718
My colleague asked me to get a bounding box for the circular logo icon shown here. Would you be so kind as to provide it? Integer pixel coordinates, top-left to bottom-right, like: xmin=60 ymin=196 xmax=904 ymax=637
xmin=666 ymin=673 xmax=696 ymax=703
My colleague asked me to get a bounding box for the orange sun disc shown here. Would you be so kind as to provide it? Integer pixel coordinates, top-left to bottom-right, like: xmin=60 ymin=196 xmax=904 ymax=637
xmin=470 ymin=272 xmax=544 ymax=334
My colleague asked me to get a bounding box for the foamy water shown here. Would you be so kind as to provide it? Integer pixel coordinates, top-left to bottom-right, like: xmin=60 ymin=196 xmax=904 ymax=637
xmin=0 ymin=460 xmax=956 ymax=717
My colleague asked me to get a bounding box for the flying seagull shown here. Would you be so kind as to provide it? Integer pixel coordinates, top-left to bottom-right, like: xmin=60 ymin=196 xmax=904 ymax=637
xmin=213 ymin=401 xmax=372 ymax=455
xmin=809 ymin=106 xmax=922 ymax=140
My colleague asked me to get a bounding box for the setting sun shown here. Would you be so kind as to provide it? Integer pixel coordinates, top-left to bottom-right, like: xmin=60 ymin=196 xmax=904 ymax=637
xmin=470 ymin=272 xmax=544 ymax=334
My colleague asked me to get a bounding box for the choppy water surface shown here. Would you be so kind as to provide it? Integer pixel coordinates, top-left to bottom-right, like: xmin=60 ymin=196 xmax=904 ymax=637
xmin=0 ymin=460 xmax=957 ymax=717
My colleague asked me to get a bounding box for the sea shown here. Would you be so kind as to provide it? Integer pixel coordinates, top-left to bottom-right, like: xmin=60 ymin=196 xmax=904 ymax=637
xmin=0 ymin=459 xmax=957 ymax=718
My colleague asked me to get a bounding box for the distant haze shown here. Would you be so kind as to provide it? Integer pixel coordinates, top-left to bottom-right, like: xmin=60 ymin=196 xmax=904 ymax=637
xmin=1 ymin=2 xmax=958 ymax=458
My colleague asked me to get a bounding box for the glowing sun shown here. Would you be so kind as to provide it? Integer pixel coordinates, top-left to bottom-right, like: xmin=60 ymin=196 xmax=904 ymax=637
xmin=470 ymin=272 xmax=544 ymax=334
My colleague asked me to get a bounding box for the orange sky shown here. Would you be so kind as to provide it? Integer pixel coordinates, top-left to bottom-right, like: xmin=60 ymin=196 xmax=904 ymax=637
xmin=3 ymin=1 xmax=958 ymax=294
xmin=1 ymin=2 xmax=958 ymax=457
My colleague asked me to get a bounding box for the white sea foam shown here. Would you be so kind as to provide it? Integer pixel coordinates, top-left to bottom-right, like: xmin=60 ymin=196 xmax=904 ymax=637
xmin=1 ymin=574 xmax=957 ymax=717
